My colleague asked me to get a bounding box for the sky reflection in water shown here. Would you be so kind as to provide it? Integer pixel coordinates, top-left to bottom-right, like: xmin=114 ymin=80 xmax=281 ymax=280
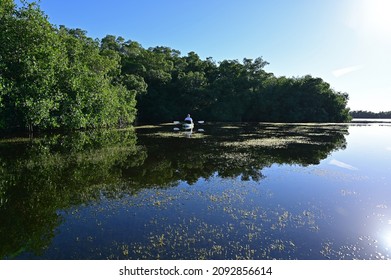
xmin=1 ymin=123 xmax=390 ymax=259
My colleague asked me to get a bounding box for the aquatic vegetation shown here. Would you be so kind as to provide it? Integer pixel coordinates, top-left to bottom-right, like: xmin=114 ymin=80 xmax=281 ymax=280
xmin=68 ymin=179 xmax=328 ymax=260
xmin=1 ymin=123 xmax=390 ymax=260
xmin=143 ymin=130 xmax=208 ymax=139
xmin=221 ymin=136 xmax=312 ymax=148
xmin=221 ymin=125 xmax=242 ymax=129
xmin=134 ymin=125 xmax=162 ymax=129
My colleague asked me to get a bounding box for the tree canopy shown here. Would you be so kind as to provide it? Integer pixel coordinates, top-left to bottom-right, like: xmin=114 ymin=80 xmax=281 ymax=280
xmin=100 ymin=36 xmax=351 ymax=124
xmin=0 ymin=0 xmax=137 ymax=131
xmin=350 ymin=110 xmax=391 ymax=119
xmin=1 ymin=1 xmax=352 ymax=132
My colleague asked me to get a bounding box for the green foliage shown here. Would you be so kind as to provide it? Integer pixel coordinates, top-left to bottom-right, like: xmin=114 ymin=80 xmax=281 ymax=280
xmin=0 ymin=1 xmax=352 ymax=131
xmin=116 ymin=46 xmax=350 ymax=123
xmin=0 ymin=1 xmax=64 ymax=130
xmin=255 ymin=75 xmax=351 ymax=122
xmin=350 ymin=110 xmax=391 ymax=119
xmin=0 ymin=0 xmax=15 ymax=17
xmin=55 ymin=27 xmax=137 ymax=129
xmin=0 ymin=128 xmax=146 ymax=258
xmin=0 ymin=1 xmax=137 ymax=131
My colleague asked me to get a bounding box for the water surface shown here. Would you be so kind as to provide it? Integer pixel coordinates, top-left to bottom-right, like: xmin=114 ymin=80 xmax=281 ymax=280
xmin=1 ymin=122 xmax=390 ymax=259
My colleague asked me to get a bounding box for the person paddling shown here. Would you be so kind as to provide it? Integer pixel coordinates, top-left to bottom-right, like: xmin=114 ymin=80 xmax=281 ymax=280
xmin=184 ymin=114 xmax=193 ymax=124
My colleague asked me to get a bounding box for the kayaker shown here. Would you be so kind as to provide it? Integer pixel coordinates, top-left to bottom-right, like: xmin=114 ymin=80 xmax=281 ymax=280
xmin=184 ymin=114 xmax=193 ymax=124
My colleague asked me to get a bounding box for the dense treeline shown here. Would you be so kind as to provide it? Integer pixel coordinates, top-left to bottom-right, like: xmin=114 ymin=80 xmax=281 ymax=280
xmin=0 ymin=1 xmax=351 ymax=131
xmin=350 ymin=110 xmax=391 ymax=119
xmin=0 ymin=0 xmax=138 ymax=131
xmin=102 ymin=36 xmax=351 ymax=123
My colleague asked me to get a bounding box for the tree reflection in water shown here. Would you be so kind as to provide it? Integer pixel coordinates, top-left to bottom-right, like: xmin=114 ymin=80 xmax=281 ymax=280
xmin=0 ymin=123 xmax=349 ymax=259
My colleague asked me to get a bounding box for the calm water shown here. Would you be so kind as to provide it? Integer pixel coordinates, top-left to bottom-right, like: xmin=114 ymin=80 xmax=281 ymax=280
xmin=1 ymin=122 xmax=390 ymax=259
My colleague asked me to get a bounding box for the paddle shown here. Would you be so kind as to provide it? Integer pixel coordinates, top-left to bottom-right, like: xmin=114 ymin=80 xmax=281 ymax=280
xmin=173 ymin=120 xmax=204 ymax=124
xmin=173 ymin=120 xmax=204 ymax=131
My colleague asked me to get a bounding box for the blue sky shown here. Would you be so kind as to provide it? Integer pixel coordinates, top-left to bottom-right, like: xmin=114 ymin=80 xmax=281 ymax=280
xmin=31 ymin=0 xmax=391 ymax=112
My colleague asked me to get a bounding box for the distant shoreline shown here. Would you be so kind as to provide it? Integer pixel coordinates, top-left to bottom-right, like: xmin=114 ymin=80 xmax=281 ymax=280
xmin=351 ymin=118 xmax=391 ymax=123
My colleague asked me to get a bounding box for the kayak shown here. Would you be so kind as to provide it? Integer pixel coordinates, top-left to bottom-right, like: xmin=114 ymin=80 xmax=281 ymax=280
xmin=182 ymin=122 xmax=194 ymax=129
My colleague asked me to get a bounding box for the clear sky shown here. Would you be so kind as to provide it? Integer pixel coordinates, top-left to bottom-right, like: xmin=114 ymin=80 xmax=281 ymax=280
xmin=30 ymin=0 xmax=391 ymax=112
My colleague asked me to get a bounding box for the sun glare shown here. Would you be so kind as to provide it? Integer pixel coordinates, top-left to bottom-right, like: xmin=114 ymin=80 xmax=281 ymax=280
xmin=383 ymin=230 xmax=391 ymax=249
xmin=360 ymin=0 xmax=391 ymax=36
xmin=365 ymin=1 xmax=391 ymax=24
xmin=348 ymin=0 xmax=391 ymax=43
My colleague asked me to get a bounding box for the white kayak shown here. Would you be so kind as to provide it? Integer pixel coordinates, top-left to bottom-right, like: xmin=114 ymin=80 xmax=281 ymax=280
xmin=182 ymin=122 xmax=194 ymax=129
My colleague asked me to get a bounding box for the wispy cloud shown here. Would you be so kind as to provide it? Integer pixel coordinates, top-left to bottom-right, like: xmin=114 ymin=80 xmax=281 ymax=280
xmin=332 ymin=65 xmax=364 ymax=78
xmin=329 ymin=159 xmax=358 ymax=170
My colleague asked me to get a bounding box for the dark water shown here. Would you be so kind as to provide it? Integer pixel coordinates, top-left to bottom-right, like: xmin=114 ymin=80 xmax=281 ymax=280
xmin=1 ymin=122 xmax=390 ymax=259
